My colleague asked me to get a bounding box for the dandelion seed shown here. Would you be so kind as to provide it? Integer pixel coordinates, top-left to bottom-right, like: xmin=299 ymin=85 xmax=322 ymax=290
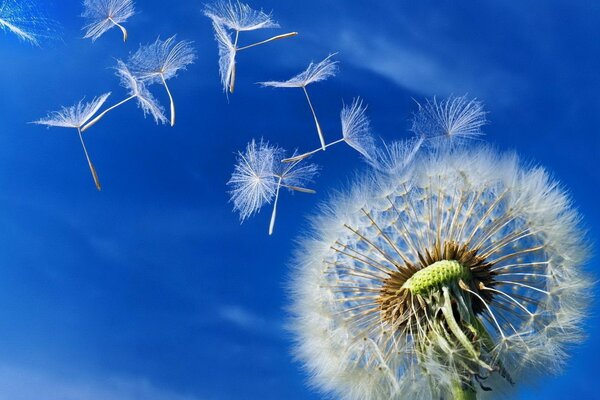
xmin=32 ymin=93 xmax=111 ymax=191
xmin=0 ymin=0 xmax=60 ymax=45
xmin=260 ymin=54 xmax=338 ymax=151
xmin=204 ymin=1 xmax=297 ymax=94
xmin=228 ymin=139 xmax=318 ymax=235
xmin=412 ymin=95 xmax=487 ymax=147
xmin=283 ymin=98 xmax=375 ymax=163
xmin=82 ymin=60 xmax=166 ymax=132
xmin=82 ymin=0 xmax=134 ymax=42
xmin=367 ymin=136 xmax=424 ymax=175
xmin=128 ymin=35 xmax=196 ymax=126
xmin=290 ymin=146 xmax=590 ymax=399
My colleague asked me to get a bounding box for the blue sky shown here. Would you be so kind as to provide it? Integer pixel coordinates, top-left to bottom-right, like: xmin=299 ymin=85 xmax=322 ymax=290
xmin=0 ymin=0 xmax=598 ymax=399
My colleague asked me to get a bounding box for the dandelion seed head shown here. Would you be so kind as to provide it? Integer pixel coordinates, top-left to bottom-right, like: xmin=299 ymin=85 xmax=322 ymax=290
xmin=114 ymin=60 xmax=167 ymax=124
xmin=340 ymin=98 xmax=376 ymax=159
xmin=33 ymin=93 xmax=111 ymax=129
xmin=82 ymin=0 xmax=134 ymax=41
xmin=210 ymin=20 xmax=236 ymax=93
xmin=259 ymin=53 xmax=338 ymax=88
xmin=203 ymin=0 xmax=279 ymax=32
xmin=290 ymin=147 xmax=590 ymax=399
xmin=228 ymin=139 xmax=280 ymax=222
xmin=128 ymin=35 xmax=196 ymax=84
xmin=412 ymin=95 xmax=487 ymax=148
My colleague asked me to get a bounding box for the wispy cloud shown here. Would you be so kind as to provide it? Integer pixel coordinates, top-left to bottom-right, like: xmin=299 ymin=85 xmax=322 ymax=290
xmin=218 ymin=305 xmax=283 ymax=336
xmin=335 ymin=29 xmax=525 ymax=106
xmin=0 ymin=364 xmax=203 ymax=400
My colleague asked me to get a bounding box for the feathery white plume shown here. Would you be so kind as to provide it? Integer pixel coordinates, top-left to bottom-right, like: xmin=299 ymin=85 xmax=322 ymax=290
xmin=0 ymin=0 xmax=60 ymax=45
xmin=228 ymin=139 xmax=280 ymax=222
xmin=260 ymin=54 xmax=338 ymax=151
xmin=282 ymin=97 xmax=375 ymax=163
xmin=412 ymin=95 xmax=486 ymax=147
xmin=367 ymin=136 xmax=424 ymax=175
xmin=228 ymin=139 xmax=318 ymax=235
xmin=204 ymin=0 xmax=278 ymax=32
xmin=32 ymin=94 xmax=111 ymax=190
xmin=128 ymin=35 xmax=196 ymax=126
xmin=205 ymin=1 xmax=297 ymax=94
xmin=259 ymin=53 xmax=338 ymax=88
xmin=340 ymin=98 xmax=376 ymax=159
xmin=290 ymin=146 xmax=590 ymax=399
xmin=115 ymin=60 xmax=166 ymax=124
xmin=210 ymin=20 xmax=236 ymax=94
xmin=33 ymin=93 xmax=111 ymax=129
xmin=82 ymin=0 xmax=134 ymax=42
xmin=81 ymin=61 xmax=167 ymax=132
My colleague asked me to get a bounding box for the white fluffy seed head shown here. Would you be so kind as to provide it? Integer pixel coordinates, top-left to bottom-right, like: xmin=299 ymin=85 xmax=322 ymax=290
xmin=209 ymin=20 xmax=236 ymax=93
xmin=203 ymin=0 xmax=279 ymax=32
xmin=340 ymin=98 xmax=376 ymax=160
xmin=82 ymin=0 xmax=134 ymax=41
xmin=412 ymin=96 xmax=487 ymax=148
xmin=32 ymin=93 xmax=111 ymax=129
xmin=114 ymin=60 xmax=167 ymax=124
xmin=259 ymin=53 xmax=338 ymax=88
xmin=128 ymin=35 xmax=196 ymax=84
xmin=289 ymin=146 xmax=590 ymax=400
xmin=228 ymin=139 xmax=279 ymax=222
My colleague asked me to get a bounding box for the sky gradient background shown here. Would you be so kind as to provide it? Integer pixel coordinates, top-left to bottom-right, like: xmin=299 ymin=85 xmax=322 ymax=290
xmin=0 ymin=1 xmax=598 ymax=399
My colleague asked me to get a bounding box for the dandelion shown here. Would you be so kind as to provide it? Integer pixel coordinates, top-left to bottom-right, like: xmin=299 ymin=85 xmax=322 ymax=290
xmin=0 ymin=0 xmax=60 ymax=45
xmin=81 ymin=60 xmax=166 ymax=132
xmin=283 ymin=98 xmax=375 ymax=163
xmin=290 ymin=146 xmax=590 ymax=399
xmin=204 ymin=0 xmax=297 ymax=94
xmin=228 ymin=139 xmax=318 ymax=235
xmin=412 ymin=95 xmax=487 ymax=147
xmin=260 ymin=54 xmax=338 ymax=151
xmin=128 ymin=35 xmax=196 ymax=127
xmin=32 ymin=93 xmax=111 ymax=191
xmin=82 ymin=0 xmax=134 ymax=42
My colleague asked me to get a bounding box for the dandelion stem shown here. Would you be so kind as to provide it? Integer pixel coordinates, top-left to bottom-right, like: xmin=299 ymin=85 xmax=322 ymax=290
xmin=108 ymin=17 xmax=128 ymax=42
xmin=229 ymin=31 xmax=240 ymax=93
xmin=161 ymin=74 xmax=176 ymax=127
xmin=269 ymin=176 xmax=283 ymax=235
xmin=302 ymin=86 xmax=326 ymax=151
xmin=441 ymin=287 xmax=493 ymax=371
xmin=282 ymin=138 xmax=345 ymax=162
xmin=77 ymin=128 xmax=101 ymax=191
xmin=236 ymin=32 xmax=298 ymax=51
xmin=81 ymin=95 xmax=136 ymax=132
xmin=451 ymin=380 xmax=477 ymax=400
xmin=280 ymin=184 xmax=316 ymax=194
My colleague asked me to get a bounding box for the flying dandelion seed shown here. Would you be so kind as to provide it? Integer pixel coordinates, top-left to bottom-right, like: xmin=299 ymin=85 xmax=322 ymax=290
xmin=228 ymin=139 xmax=318 ymax=235
xmin=204 ymin=0 xmax=297 ymax=94
xmin=0 ymin=0 xmax=60 ymax=45
xmin=32 ymin=94 xmax=111 ymax=191
xmin=289 ymin=145 xmax=590 ymax=399
xmin=82 ymin=0 xmax=135 ymax=43
xmin=412 ymin=96 xmax=487 ymax=148
xmin=283 ymin=97 xmax=376 ymax=163
xmin=128 ymin=35 xmax=196 ymax=127
xmin=81 ymin=60 xmax=167 ymax=132
xmin=260 ymin=54 xmax=338 ymax=151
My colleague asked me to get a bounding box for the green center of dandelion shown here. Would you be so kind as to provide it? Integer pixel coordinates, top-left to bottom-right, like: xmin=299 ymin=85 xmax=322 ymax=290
xmin=401 ymin=259 xmax=471 ymax=295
